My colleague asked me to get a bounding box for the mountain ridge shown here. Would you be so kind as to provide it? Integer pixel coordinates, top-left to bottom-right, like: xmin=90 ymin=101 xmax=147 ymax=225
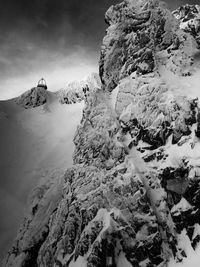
xmin=0 ymin=89 xmax=84 ymax=265
xmin=4 ymin=1 xmax=200 ymax=267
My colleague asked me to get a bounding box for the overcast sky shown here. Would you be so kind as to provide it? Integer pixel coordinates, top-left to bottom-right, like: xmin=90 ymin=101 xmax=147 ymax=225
xmin=0 ymin=0 xmax=199 ymax=99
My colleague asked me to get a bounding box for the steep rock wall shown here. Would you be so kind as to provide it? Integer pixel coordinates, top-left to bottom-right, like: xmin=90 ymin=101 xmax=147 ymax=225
xmin=99 ymin=0 xmax=194 ymax=92
xmin=5 ymin=1 xmax=200 ymax=267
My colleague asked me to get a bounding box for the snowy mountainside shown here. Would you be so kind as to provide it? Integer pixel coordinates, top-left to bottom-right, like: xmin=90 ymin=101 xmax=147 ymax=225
xmin=0 ymin=89 xmax=84 ymax=265
xmin=16 ymin=87 xmax=48 ymax=109
xmin=5 ymin=1 xmax=200 ymax=267
xmin=56 ymin=73 xmax=101 ymax=104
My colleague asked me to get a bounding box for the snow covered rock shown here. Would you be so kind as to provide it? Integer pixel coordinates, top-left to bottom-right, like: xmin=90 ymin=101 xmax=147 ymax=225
xmin=173 ymin=4 xmax=200 ymax=48
xmin=57 ymin=73 xmax=101 ymax=104
xmin=5 ymin=90 xmax=169 ymax=266
xmin=99 ymin=0 xmax=194 ymax=92
xmin=116 ymin=74 xmax=198 ymax=147
xmin=5 ymin=170 xmax=65 ymax=267
xmin=5 ymin=0 xmax=200 ymax=267
xmin=16 ymin=87 xmax=47 ymax=109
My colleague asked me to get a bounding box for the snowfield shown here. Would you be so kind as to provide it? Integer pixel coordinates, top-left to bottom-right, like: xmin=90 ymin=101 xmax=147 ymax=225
xmin=0 ymin=92 xmax=84 ymax=263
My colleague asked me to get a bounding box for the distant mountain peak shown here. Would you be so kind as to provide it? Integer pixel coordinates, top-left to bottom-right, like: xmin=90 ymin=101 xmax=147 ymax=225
xmin=16 ymin=87 xmax=48 ymax=109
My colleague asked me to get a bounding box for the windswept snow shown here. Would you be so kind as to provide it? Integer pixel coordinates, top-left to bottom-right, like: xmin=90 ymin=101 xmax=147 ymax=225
xmin=160 ymin=67 xmax=200 ymax=99
xmin=117 ymin=252 xmax=132 ymax=267
xmin=171 ymin=198 xmax=193 ymax=213
xmin=169 ymin=230 xmax=200 ymax=267
xmin=0 ymin=92 xmax=84 ymax=263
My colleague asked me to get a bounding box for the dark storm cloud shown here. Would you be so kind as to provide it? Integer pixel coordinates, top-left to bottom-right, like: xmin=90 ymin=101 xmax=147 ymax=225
xmin=0 ymin=0 xmax=120 ymax=80
xmin=0 ymin=0 xmax=115 ymax=49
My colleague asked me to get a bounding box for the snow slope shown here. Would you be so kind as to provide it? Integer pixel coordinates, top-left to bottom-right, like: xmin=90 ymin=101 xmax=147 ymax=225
xmin=0 ymin=91 xmax=84 ymax=263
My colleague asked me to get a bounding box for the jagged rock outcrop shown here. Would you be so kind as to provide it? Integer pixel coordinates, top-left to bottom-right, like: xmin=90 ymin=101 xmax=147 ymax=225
xmin=99 ymin=0 xmax=194 ymax=92
xmin=57 ymin=73 xmax=101 ymax=104
xmin=116 ymin=74 xmax=198 ymax=147
xmin=5 ymin=169 xmax=65 ymax=267
xmin=16 ymin=87 xmax=47 ymax=109
xmin=5 ymin=0 xmax=200 ymax=267
xmin=173 ymin=4 xmax=200 ymax=48
xmin=6 ymin=90 xmax=172 ymax=267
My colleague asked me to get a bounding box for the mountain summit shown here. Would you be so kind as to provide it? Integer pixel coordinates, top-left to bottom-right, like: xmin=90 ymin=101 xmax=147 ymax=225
xmin=4 ymin=1 xmax=200 ymax=267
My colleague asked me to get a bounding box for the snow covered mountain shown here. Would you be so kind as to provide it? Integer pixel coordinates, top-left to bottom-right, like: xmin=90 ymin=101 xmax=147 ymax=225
xmin=4 ymin=1 xmax=200 ymax=267
xmin=0 ymin=88 xmax=84 ymax=265
xmin=56 ymin=73 xmax=101 ymax=104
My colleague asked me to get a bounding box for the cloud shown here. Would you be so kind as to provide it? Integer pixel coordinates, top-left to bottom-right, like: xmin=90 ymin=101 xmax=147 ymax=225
xmin=0 ymin=0 xmax=121 ymax=99
xmin=0 ymin=16 xmax=99 ymax=99
xmin=0 ymin=47 xmax=98 ymax=99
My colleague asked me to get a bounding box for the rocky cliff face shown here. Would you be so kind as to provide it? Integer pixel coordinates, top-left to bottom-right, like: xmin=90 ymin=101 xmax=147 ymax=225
xmin=99 ymin=0 xmax=194 ymax=92
xmin=5 ymin=1 xmax=200 ymax=267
